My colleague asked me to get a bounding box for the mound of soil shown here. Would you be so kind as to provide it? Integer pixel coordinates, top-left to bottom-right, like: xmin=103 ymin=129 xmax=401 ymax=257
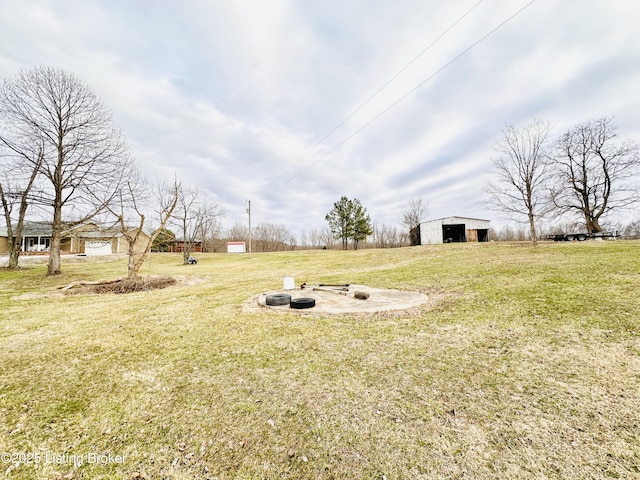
xmin=64 ymin=276 xmax=177 ymax=295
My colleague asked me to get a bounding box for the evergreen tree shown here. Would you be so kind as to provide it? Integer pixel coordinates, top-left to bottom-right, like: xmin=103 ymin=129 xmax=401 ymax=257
xmin=325 ymin=196 xmax=372 ymax=249
xmin=152 ymin=228 xmax=176 ymax=252
xmin=351 ymin=199 xmax=372 ymax=250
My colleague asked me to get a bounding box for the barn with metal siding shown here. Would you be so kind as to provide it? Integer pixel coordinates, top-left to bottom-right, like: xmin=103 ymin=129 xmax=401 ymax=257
xmin=413 ymin=216 xmax=491 ymax=245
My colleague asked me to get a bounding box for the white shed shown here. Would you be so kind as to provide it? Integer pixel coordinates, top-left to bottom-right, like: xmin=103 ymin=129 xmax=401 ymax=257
xmin=226 ymin=241 xmax=246 ymax=253
xmin=413 ymin=216 xmax=491 ymax=245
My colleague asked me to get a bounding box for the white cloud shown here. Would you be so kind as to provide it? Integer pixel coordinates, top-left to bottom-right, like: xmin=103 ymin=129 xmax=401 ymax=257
xmin=1 ymin=0 xmax=639 ymax=237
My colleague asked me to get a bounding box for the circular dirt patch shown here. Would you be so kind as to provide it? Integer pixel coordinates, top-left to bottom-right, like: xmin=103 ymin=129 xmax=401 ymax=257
xmin=246 ymin=284 xmax=430 ymax=314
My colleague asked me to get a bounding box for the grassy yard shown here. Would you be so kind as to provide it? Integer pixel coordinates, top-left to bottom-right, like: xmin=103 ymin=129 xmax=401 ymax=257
xmin=1 ymin=242 xmax=639 ymax=479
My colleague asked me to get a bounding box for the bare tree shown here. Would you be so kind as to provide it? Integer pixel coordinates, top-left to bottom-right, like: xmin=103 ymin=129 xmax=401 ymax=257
xmin=252 ymin=223 xmax=295 ymax=252
xmin=402 ymin=197 xmax=428 ymax=230
xmin=226 ymin=222 xmax=248 ymax=243
xmin=298 ymin=230 xmax=308 ymax=249
xmin=370 ymin=222 xmax=405 ymax=248
xmin=1 ymin=66 xmax=130 ymax=275
xmin=486 ymin=119 xmax=552 ymax=245
xmin=0 ymin=110 xmax=45 ymax=267
xmin=491 ymin=224 xmax=528 ymax=242
xmin=308 ymin=228 xmax=323 ymax=249
xmin=551 ymin=117 xmax=640 ymax=233
xmin=402 ymin=197 xmax=428 ymax=246
xmin=110 ymin=175 xmax=180 ymax=278
xmin=1 ymin=75 xmax=51 ymax=268
xmin=173 ymin=186 xmax=201 ymax=262
xmin=253 ymin=223 xmax=270 ymax=252
xmin=200 ymin=210 xmax=224 ymax=252
xmin=319 ymin=227 xmax=335 ymax=249
xmin=621 ymin=218 xmax=640 ymax=239
xmin=171 ymin=186 xmax=222 ymax=263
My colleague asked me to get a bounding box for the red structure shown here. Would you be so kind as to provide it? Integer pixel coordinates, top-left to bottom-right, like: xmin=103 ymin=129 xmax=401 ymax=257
xmin=168 ymin=240 xmax=203 ymax=253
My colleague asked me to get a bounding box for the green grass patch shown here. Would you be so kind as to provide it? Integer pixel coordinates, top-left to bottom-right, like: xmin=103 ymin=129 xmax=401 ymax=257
xmin=1 ymin=243 xmax=639 ymax=479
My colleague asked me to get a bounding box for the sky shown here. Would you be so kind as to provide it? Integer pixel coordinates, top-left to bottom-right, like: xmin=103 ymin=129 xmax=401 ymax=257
xmin=1 ymin=0 xmax=639 ymax=237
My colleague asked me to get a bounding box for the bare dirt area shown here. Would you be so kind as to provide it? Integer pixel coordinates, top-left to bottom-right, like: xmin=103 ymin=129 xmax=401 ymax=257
xmin=62 ymin=275 xmax=177 ymax=294
xmin=244 ymin=284 xmax=433 ymax=315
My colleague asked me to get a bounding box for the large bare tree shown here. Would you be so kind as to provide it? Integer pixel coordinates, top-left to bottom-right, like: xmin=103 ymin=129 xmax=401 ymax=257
xmin=551 ymin=117 xmax=639 ymax=233
xmin=1 ymin=66 xmax=129 ymax=275
xmin=486 ymin=119 xmax=552 ymax=245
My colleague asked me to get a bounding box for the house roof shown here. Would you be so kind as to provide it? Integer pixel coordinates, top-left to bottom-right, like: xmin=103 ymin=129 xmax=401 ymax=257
xmin=0 ymin=221 xmax=53 ymax=237
xmin=0 ymin=221 xmax=143 ymax=238
xmin=78 ymin=230 xmax=121 ymax=239
xmin=169 ymin=238 xmax=203 ymax=243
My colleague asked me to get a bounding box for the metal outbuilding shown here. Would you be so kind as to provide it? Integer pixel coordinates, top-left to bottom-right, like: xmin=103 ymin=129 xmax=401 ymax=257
xmin=226 ymin=241 xmax=246 ymax=253
xmin=411 ymin=216 xmax=491 ymax=245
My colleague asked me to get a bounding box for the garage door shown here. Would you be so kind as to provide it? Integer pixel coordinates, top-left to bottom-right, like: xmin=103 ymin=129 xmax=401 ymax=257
xmin=85 ymin=240 xmax=112 ymax=255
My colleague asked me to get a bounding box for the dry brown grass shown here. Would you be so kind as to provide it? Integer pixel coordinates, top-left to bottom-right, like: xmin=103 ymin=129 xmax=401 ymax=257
xmin=0 ymin=243 xmax=639 ymax=479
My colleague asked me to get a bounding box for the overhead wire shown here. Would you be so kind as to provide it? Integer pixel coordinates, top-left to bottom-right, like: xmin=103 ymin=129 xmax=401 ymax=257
xmin=265 ymin=0 xmax=486 ymax=187
xmin=273 ymin=0 xmax=539 ymax=187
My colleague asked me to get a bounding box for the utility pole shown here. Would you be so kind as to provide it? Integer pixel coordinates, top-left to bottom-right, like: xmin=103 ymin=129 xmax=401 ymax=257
xmin=246 ymin=200 xmax=252 ymax=259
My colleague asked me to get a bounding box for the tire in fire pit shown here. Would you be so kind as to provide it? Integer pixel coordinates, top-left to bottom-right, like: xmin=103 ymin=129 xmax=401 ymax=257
xmin=265 ymin=293 xmax=291 ymax=306
xmin=290 ymin=297 xmax=316 ymax=309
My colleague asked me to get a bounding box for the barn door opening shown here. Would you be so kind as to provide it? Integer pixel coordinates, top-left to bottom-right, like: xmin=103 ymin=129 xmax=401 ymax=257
xmin=442 ymin=224 xmax=466 ymax=243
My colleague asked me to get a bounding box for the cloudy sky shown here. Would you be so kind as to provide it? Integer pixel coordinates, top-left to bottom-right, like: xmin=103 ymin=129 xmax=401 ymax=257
xmin=1 ymin=0 xmax=639 ymax=236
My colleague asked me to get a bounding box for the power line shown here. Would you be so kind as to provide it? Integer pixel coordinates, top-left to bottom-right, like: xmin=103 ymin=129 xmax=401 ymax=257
xmin=276 ymin=0 xmax=539 ymax=187
xmin=266 ymin=0 xmax=486 ymax=187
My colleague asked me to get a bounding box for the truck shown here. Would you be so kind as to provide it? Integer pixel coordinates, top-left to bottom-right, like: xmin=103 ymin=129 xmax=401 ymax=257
xmin=547 ymin=231 xmax=619 ymax=241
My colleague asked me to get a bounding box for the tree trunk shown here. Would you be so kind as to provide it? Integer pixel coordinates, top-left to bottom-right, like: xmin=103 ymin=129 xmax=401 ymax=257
xmin=47 ymin=205 xmax=62 ymax=275
xmin=182 ymin=245 xmax=193 ymax=264
xmin=128 ymin=254 xmax=137 ymax=278
xmin=127 ymin=235 xmax=139 ymax=278
xmin=528 ymin=212 xmax=538 ymax=246
xmin=7 ymin=216 xmax=23 ymax=268
xmin=586 ymin=216 xmax=603 ymax=234
xmin=8 ymin=249 xmax=20 ymax=269
xmin=130 ymin=247 xmax=151 ymax=278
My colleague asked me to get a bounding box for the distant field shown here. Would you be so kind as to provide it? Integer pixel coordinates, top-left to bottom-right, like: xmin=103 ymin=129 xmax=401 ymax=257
xmin=1 ymin=242 xmax=639 ymax=479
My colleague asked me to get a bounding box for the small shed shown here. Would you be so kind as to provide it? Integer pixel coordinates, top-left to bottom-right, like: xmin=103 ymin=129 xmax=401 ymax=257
xmin=412 ymin=216 xmax=491 ymax=245
xmin=169 ymin=239 xmax=203 ymax=253
xmin=226 ymin=241 xmax=246 ymax=253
